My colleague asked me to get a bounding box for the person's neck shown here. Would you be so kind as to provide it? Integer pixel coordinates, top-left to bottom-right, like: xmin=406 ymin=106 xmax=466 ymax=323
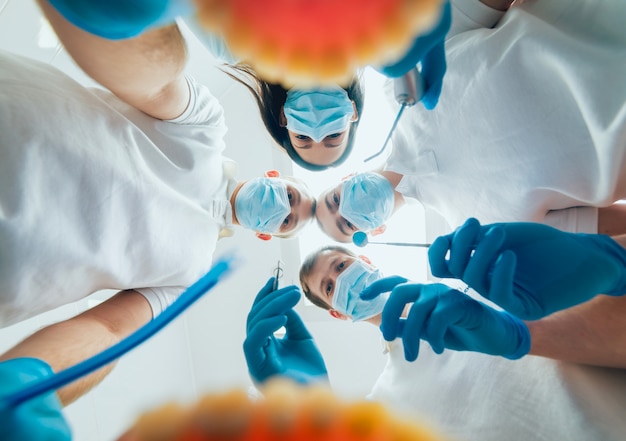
xmin=364 ymin=303 xmax=410 ymax=328
xmin=365 ymin=314 xmax=382 ymax=327
xmin=379 ymin=169 xmax=404 ymax=188
xmin=377 ymin=170 xmax=406 ymax=213
xmin=229 ymin=181 xmax=244 ymax=226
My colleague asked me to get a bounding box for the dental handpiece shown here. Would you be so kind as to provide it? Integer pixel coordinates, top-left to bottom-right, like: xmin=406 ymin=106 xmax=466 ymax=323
xmin=394 ymin=67 xmax=424 ymax=107
xmin=364 ymin=68 xmax=424 ymax=163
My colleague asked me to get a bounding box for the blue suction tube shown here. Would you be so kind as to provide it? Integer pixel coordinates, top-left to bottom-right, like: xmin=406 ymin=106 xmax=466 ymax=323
xmin=3 ymin=254 xmax=237 ymax=408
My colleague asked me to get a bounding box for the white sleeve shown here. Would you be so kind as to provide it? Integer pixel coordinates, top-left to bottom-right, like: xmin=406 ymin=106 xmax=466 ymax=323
xmin=543 ymin=207 xmax=599 ymax=234
xmin=134 ymin=286 xmax=183 ymax=318
xmin=448 ymin=0 xmax=507 ymax=37
xmin=160 ymin=76 xmax=228 ymax=154
xmin=166 ymin=76 xmax=226 ymax=127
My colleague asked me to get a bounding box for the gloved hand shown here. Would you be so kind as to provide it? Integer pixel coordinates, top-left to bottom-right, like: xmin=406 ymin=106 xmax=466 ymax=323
xmin=377 ymin=1 xmax=451 ymax=109
xmin=429 ymin=218 xmax=626 ymax=320
xmin=0 ymin=358 xmax=71 ymax=441
xmin=243 ymin=278 xmax=329 ymax=385
xmin=361 ymin=279 xmax=530 ymax=362
xmin=48 ymin=0 xmax=194 ymax=40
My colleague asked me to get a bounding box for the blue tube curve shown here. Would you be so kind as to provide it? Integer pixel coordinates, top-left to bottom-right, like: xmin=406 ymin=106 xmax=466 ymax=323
xmin=3 ymin=254 xmax=237 ymax=408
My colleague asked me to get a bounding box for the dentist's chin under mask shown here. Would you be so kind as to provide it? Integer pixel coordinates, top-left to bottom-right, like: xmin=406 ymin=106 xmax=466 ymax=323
xmin=234 ymin=178 xmax=290 ymax=233
xmin=332 ymin=259 xmax=387 ymax=322
xmin=283 ymin=86 xmax=355 ymax=143
xmin=339 ymin=172 xmax=395 ymax=231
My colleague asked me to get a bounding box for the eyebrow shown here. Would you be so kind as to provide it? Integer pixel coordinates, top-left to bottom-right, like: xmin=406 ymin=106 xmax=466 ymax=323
xmin=296 ymin=142 xmax=342 ymax=149
xmin=283 ymin=188 xmax=302 ymax=233
xmin=324 ymin=141 xmax=343 ymax=148
xmin=336 ymin=219 xmax=349 ymax=237
xmin=325 ymin=193 xmax=337 ymax=214
xmin=285 ymin=213 xmax=299 ymax=233
xmin=294 ymin=188 xmax=301 ymax=206
xmin=318 ymin=275 xmax=326 ymax=300
xmin=295 ymin=134 xmax=345 ymax=149
xmin=290 ymin=138 xmax=313 ymax=149
xmin=323 ymin=193 xmax=348 ymax=238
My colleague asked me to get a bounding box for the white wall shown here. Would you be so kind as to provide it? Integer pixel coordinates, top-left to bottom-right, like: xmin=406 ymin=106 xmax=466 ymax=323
xmin=0 ymin=2 xmax=441 ymax=440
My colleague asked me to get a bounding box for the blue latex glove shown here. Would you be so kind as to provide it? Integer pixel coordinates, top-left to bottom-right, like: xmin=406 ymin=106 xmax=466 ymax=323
xmin=377 ymin=1 xmax=451 ymax=109
xmin=0 ymin=358 xmax=71 ymax=441
xmin=361 ymin=279 xmax=530 ymax=362
xmin=243 ymin=278 xmax=329 ymax=385
xmin=429 ymin=218 xmax=626 ymax=320
xmin=48 ymin=0 xmax=194 ymax=40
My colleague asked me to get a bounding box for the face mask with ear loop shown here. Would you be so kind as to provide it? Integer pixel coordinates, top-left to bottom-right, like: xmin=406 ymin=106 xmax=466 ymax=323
xmin=339 ymin=172 xmax=395 ymax=231
xmin=332 ymin=259 xmax=387 ymax=321
xmin=234 ymin=178 xmax=291 ymax=233
xmin=283 ymin=86 xmax=355 ymax=143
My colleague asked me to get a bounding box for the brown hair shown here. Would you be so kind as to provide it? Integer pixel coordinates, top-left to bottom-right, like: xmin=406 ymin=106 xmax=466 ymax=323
xmin=223 ymin=64 xmax=364 ymax=171
xmin=299 ymin=245 xmax=357 ymax=310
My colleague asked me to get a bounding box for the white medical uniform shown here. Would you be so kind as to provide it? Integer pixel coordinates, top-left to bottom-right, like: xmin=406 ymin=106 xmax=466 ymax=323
xmin=369 ymin=340 xmax=626 ymax=441
xmin=0 ymin=50 xmax=235 ymax=327
xmin=385 ymin=0 xmax=626 ymax=232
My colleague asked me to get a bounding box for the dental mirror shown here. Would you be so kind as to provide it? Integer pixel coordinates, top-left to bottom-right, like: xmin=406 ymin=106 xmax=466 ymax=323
xmin=352 ymin=231 xmax=431 ymax=248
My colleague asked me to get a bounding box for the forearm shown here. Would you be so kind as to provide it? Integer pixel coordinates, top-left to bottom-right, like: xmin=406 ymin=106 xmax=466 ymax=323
xmin=610 ymin=234 xmax=626 ymax=255
xmin=0 ymin=319 xmax=118 ymax=405
xmin=598 ymin=204 xmax=626 ymax=236
xmin=518 ymin=231 xmax=626 ymax=367
xmin=0 ymin=290 xmax=152 ymax=405
xmin=527 ymin=294 xmax=626 ymax=368
xmin=37 ymin=0 xmax=190 ymax=120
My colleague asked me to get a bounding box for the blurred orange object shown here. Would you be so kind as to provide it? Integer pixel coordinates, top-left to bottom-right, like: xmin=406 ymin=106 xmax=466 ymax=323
xmin=193 ymin=0 xmax=443 ymax=87
xmin=117 ymin=379 xmax=448 ymax=441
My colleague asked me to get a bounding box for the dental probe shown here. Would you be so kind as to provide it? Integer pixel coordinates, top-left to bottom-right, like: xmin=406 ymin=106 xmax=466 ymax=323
xmin=352 ymin=231 xmax=431 ymax=248
xmin=272 ymin=260 xmax=284 ymax=291
xmin=364 ymin=67 xmax=424 ymax=163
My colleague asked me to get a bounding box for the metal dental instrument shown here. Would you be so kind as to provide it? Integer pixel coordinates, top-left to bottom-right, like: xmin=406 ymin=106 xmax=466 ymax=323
xmin=272 ymin=260 xmax=284 ymax=290
xmin=364 ymin=67 xmax=424 ymax=163
xmin=3 ymin=255 xmax=237 ymax=409
xmin=352 ymin=231 xmax=431 ymax=248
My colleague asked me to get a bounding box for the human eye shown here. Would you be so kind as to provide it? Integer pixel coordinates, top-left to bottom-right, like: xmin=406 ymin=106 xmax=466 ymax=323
xmin=282 ymin=215 xmax=291 ymax=228
xmin=325 ymin=281 xmax=333 ymax=296
xmin=345 ymin=219 xmax=355 ymax=231
xmin=295 ymin=134 xmax=311 ymax=140
xmin=287 ymin=190 xmax=293 ymax=204
xmin=327 ymin=133 xmax=341 ymax=139
xmin=337 ymin=260 xmax=346 ymax=272
xmin=332 ymin=191 xmax=339 ymax=206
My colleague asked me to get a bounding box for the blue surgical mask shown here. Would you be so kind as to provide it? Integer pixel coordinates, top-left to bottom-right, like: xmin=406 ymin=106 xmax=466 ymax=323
xmin=332 ymin=259 xmax=386 ymax=322
xmin=283 ymin=86 xmax=355 ymax=143
xmin=234 ymin=178 xmax=290 ymax=233
xmin=339 ymin=172 xmax=395 ymax=231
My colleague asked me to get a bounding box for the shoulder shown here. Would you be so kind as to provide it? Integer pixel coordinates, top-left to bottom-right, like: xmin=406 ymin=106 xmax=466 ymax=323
xmin=449 ymin=0 xmax=507 ymax=37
